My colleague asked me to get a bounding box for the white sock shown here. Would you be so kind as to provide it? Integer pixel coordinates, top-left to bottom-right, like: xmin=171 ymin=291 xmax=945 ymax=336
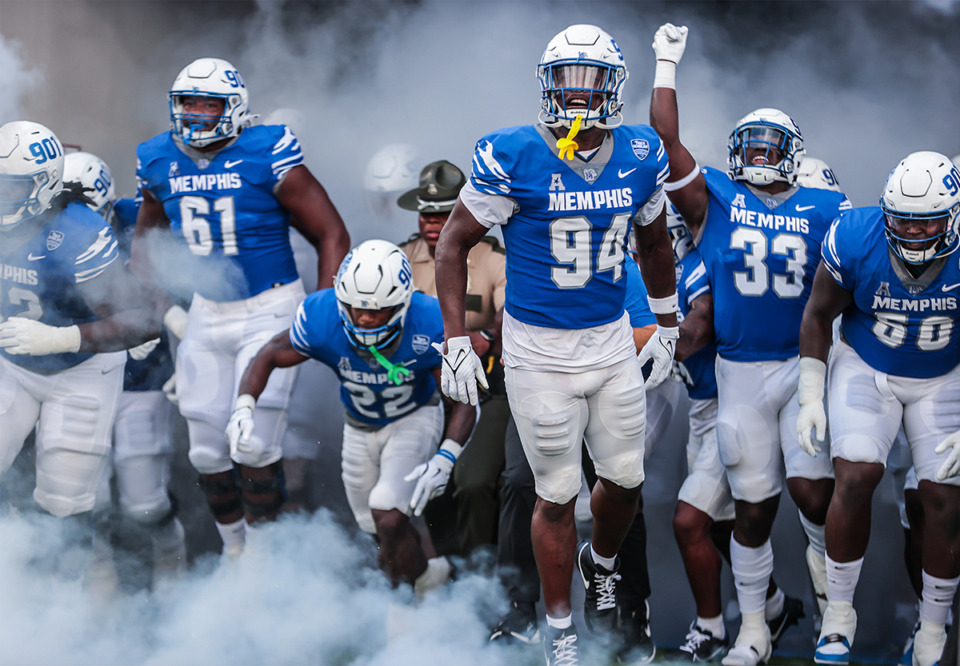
xmin=591 ymin=545 xmax=617 ymax=572
xmin=546 ymin=613 xmax=573 ymax=630
xmin=825 ymin=554 xmax=863 ymax=604
xmin=799 ymin=510 xmax=826 ymax=557
xmin=765 ymin=587 xmax=785 ymax=622
xmin=920 ymin=570 xmax=960 ymax=626
xmin=730 ymin=537 xmax=774 ymax=615
xmin=697 ymin=614 xmax=726 ymax=639
xmin=215 ymin=517 xmax=246 ymax=549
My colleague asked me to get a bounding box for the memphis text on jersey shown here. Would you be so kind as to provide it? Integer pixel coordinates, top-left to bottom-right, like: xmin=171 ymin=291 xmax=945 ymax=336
xmin=548 ymin=187 xmax=634 ymax=212
xmin=729 ymin=193 xmax=809 ymax=235
xmin=169 ymin=172 xmax=243 ymax=194
xmin=1 ymin=263 xmax=39 ymax=286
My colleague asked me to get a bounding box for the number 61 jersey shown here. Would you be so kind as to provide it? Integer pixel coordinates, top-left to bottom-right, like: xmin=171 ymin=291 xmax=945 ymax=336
xmin=470 ymin=123 xmax=668 ymax=329
xmin=822 ymin=206 xmax=960 ymax=379
xmin=136 ymin=124 xmax=302 ymax=301
xmin=699 ymin=167 xmax=851 ymax=361
xmin=289 ymin=290 xmax=445 ymax=428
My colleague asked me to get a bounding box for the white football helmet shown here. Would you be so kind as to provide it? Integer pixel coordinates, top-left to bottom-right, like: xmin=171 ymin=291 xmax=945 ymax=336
xmin=795 ymin=156 xmax=841 ymax=192
xmin=0 ymin=120 xmax=65 ymax=230
xmin=881 ymin=151 xmax=960 ymax=264
xmin=62 ymin=151 xmax=116 ymax=220
xmin=727 ymin=108 xmax=804 ymax=186
xmin=537 ymin=24 xmax=628 ymax=130
xmin=666 ymin=201 xmax=695 ymax=262
xmin=169 ymin=57 xmax=249 ymax=147
xmin=363 ymin=144 xmax=420 ymax=220
xmin=335 ymin=240 xmax=414 ymax=351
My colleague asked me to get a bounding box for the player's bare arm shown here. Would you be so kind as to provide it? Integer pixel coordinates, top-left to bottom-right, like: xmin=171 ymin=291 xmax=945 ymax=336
xmin=435 ymin=367 xmax=479 ymax=446
xmin=798 ymin=264 xmax=854 ymax=363
xmin=635 ymin=208 xmax=679 ymax=330
xmin=277 ymin=164 xmax=351 ymax=290
xmin=675 ymin=292 xmax=714 ymax=362
xmin=434 ymin=200 xmax=489 ymax=341
xmin=237 ymin=329 xmax=308 ymax=401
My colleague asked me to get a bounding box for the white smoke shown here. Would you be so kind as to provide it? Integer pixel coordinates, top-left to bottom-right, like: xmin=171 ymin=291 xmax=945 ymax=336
xmin=0 ymin=34 xmax=38 ymax=124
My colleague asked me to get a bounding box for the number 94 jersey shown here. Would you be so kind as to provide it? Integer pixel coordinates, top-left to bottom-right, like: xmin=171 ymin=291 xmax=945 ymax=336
xmin=699 ymin=167 xmax=851 ymax=361
xmin=470 ymin=123 xmax=669 ymax=329
xmin=136 ymin=124 xmax=303 ymax=301
xmin=289 ymin=290 xmax=445 ymax=428
xmin=822 ymin=207 xmax=960 ymax=379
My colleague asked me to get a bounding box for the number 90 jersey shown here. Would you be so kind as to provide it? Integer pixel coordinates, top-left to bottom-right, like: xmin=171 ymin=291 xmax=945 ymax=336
xmin=470 ymin=123 xmax=669 ymax=329
xmin=822 ymin=207 xmax=960 ymax=379
xmin=289 ymin=290 xmax=445 ymax=428
xmin=136 ymin=124 xmax=303 ymax=301
xmin=700 ymin=167 xmax=851 ymax=361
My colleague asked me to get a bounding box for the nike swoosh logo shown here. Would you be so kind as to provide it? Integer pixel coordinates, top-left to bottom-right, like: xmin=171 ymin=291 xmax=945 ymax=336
xmin=618 ymin=168 xmax=637 ymax=178
xmin=224 ymin=159 xmax=243 ymax=168
xmin=795 ymin=204 xmax=815 ymax=212
xmin=27 ymin=253 xmax=45 ymax=261
xmin=943 ymin=283 xmax=960 ymax=292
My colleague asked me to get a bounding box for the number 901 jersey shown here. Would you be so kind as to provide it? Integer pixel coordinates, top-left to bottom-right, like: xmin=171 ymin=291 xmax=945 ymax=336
xmin=822 ymin=207 xmax=960 ymax=379
xmin=136 ymin=124 xmax=302 ymax=301
xmin=699 ymin=167 xmax=851 ymax=361
xmin=289 ymin=290 xmax=445 ymax=428
xmin=469 ymin=123 xmax=668 ymax=329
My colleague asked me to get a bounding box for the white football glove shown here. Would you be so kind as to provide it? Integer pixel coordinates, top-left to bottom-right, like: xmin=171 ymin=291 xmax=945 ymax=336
xmin=935 ymin=430 xmax=960 ymax=480
xmin=163 ymin=305 xmax=189 ymax=340
xmin=128 ymin=337 xmax=160 ymax=361
xmin=225 ymin=394 xmax=256 ymax=458
xmin=652 ymin=23 xmax=689 ymax=63
xmin=796 ymin=357 xmax=827 ymax=457
xmin=0 ymin=318 xmax=81 ymax=355
xmin=671 ymin=360 xmax=694 ymax=387
xmin=432 ymin=336 xmax=488 ymax=406
xmin=638 ymin=325 xmax=679 ymax=389
xmin=162 ymin=371 xmax=178 ymax=405
xmin=404 ymin=439 xmax=462 ymax=517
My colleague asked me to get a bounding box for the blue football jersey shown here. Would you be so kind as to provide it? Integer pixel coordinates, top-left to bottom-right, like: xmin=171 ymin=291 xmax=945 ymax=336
xmin=136 ymin=124 xmax=303 ymax=301
xmin=470 ymin=123 xmax=669 ymax=329
xmin=822 ymin=207 xmax=960 ymax=378
xmin=0 ymin=203 xmax=119 ymax=372
xmin=113 ymin=197 xmax=174 ymax=391
xmin=289 ymin=290 xmax=444 ymax=427
xmin=676 ymin=248 xmax=718 ymax=400
xmin=699 ymin=167 xmax=851 ymax=361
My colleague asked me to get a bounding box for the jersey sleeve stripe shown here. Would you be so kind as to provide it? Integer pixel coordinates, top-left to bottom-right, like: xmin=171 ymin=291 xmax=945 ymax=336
xmin=75 ymin=255 xmax=117 ymax=283
xmin=75 ymin=229 xmax=118 ymax=265
xmin=472 ymin=140 xmax=512 ymax=195
xmin=687 ymin=285 xmax=710 ymax=303
xmin=656 ymin=163 xmax=670 ymax=187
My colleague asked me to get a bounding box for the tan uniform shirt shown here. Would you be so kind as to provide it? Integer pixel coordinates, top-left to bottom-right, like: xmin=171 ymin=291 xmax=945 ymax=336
xmin=399 ymin=234 xmax=506 ymax=332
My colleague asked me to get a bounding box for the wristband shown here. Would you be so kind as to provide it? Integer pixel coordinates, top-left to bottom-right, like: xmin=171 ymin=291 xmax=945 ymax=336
xmin=437 ymin=438 xmax=463 ymax=463
xmin=234 ymin=393 xmax=256 ymax=413
xmin=653 ymin=60 xmax=677 ymax=89
xmin=647 ymin=293 xmax=679 ymax=315
xmin=479 ymin=329 xmax=496 ymax=344
xmin=663 ymin=163 xmax=701 ymax=192
xmin=798 ymin=357 xmax=827 ymax=405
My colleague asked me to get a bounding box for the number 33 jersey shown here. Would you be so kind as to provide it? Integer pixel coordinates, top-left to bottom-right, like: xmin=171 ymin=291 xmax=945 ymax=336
xmin=699 ymin=167 xmax=851 ymax=361
xmin=469 ymin=123 xmax=669 ymax=329
xmin=136 ymin=124 xmax=302 ymax=301
xmin=822 ymin=206 xmax=960 ymax=379
xmin=289 ymin=290 xmax=445 ymax=428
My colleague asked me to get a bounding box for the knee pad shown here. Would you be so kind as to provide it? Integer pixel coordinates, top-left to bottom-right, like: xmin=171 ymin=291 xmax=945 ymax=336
xmin=534 ymin=466 xmax=582 ymax=505
xmin=35 ymin=447 xmax=110 ymax=517
xmin=188 ymin=441 xmax=231 ymax=475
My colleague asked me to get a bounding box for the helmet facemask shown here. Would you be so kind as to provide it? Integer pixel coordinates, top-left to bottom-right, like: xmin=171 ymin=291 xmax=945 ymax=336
xmin=168 ymin=58 xmax=249 ymax=148
xmin=727 ymin=109 xmax=804 ymax=186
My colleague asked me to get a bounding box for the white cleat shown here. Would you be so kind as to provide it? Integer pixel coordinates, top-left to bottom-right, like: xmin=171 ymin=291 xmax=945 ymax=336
xmin=912 ymin=621 xmax=947 ymax=666
xmin=722 ymin=620 xmax=771 ymax=666
xmin=815 ymin=600 xmax=857 ymax=665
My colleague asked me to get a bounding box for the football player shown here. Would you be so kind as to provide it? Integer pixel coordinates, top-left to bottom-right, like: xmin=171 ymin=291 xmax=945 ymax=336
xmin=649 ymin=24 xmax=852 ymax=665
xmin=131 ymin=57 xmax=350 ymax=558
xmin=227 ymin=240 xmax=475 ymax=599
xmin=0 ymin=121 xmax=162 ymax=578
xmin=63 ymin=150 xmax=186 ymax=584
xmin=799 ymin=151 xmax=960 ymax=666
xmin=434 ymin=24 xmax=678 ymax=665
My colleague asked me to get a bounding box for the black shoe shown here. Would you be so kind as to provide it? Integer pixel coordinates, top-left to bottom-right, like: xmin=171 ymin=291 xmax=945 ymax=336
xmin=677 ymin=622 xmax=729 ymax=662
xmin=489 ymin=601 xmax=540 ymax=645
xmin=617 ymin=600 xmax=657 ymax=664
xmin=576 ymin=540 xmax=621 ymax=636
xmin=768 ymin=594 xmax=805 ymax=648
xmin=543 ymin=622 xmax=580 ymax=666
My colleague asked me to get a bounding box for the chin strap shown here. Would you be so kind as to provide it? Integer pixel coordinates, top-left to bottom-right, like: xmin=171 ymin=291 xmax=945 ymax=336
xmin=556 ymin=114 xmax=582 ymax=161
xmin=368 ymin=345 xmax=411 ymax=386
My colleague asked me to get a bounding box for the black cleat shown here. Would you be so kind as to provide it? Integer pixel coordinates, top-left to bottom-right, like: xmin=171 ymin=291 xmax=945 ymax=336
xmin=489 ymin=601 xmax=540 ymax=645
xmin=677 ymin=622 xmax=729 ymax=662
xmin=768 ymin=594 xmax=805 ymax=649
xmin=576 ymin=540 xmax=621 ymax=636
xmin=617 ymin=600 xmax=657 ymax=664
